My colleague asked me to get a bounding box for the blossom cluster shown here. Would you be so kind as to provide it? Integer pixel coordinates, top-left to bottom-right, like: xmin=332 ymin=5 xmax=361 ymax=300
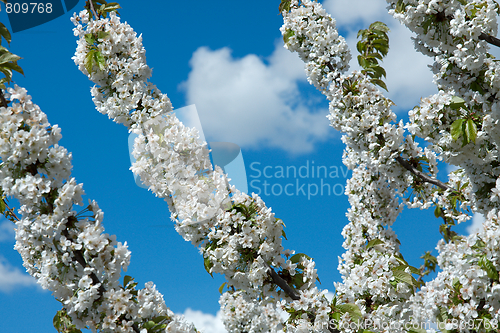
xmin=0 ymin=85 xmax=197 ymax=332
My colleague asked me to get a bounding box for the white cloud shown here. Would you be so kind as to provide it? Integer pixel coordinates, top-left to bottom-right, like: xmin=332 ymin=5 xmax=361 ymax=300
xmin=180 ymin=0 xmax=441 ymax=154
xmin=325 ymin=0 xmax=437 ymax=111
xmin=323 ymin=0 xmax=389 ymax=27
xmin=467 ymin=213 xmax=485 ymax=235
xmin=0 ymin=255 xmax=38 ymax=292
xmin=181 ymin=308 xmax=227 ymax=333
xmin=180 ymin=43 xmax=333 ymax=154
xmin=0 ymin=219 xmax=15 ymax=242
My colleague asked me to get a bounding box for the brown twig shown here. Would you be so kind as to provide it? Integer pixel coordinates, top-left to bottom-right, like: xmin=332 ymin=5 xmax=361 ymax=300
xmin=266 ymin=263 xmax=300 ymax=301
xmin=0 ymin=89 xmax=9 ymax=108
xmin=2 ymin=199 xmax=20 ymax=222
xmin=394 ymin=156 xmax=455 ymax=192
xmin=87 ymin=0 xmax=99 ymax=20
xmin=479 ymin=33 xmax=500 ymax=48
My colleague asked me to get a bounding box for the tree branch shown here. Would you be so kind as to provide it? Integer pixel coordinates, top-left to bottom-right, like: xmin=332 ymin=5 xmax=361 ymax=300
xmin=0 ymin=89 xmax=9 ymax=108
xmin=86 ymin=0 xmax=99 ymax=20
xmin=479 ymin=33 xmax=500 ymax=48
xmin=266 ymin=263 xmax=300 ymax=301
xmin=394 ymin=156 xmax=455 ymax=192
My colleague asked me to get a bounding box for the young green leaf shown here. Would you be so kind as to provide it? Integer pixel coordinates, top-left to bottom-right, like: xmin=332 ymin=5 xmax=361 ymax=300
xmin=85 ymin=50 xmax=96 ymax=73
xmin=283 ymin=29 xmax=295 ymax=45
xmin=204 ymin=257 xmax=213 ymax=277
xmin=392 ymin=266 xmax=414 ymax=286
xmin=450 ymin=119 xmax=465 ymax=141
xmin=370 ymin=78 xmax=388 ymax=91
xmin=336 ymin=303 xmax=362 ymax=322
xmin=366 ymin=239 xmax=385 ymax=249
xmin=0 ymin=53 xmax=21 ymax=65
xmin=448 ymin=96 xmax=466 ymax=110
xmin=290 ymin=253 xmax=312 ymax=264
xmin=465 ymin=119 xmax=477 ymax=144
xmin=279 ymin=0 xmax=291 ymax=13
xmin=0 ymin=22 xmax=11 ymax=45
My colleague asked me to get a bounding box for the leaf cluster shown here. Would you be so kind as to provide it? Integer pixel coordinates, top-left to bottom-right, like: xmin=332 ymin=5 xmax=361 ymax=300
xmin=84 ymin=0 xmax=120 ymax=20
xmin=0 ymin=21 xmax=23 ymax=90
xmin=53 ymin=309 xmax=82 ymax=333
xmin=448 ymin=96 xmax=481 ymax=146
xmin=279 ymin=0 xmax=292 ymax=14
xmin=83 ymin=31 xmax=109 ymax=74
xmin=356 ymin=21 xmax=390 ymax=91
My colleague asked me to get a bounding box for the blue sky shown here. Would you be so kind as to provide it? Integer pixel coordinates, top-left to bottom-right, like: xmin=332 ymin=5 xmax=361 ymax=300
xmin=0 ymin=1 xmax=488 ymax=332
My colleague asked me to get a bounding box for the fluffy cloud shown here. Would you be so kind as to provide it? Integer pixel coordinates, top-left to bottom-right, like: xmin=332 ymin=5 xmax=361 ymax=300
xmin=467 ymin=213 xmax=485 ymax=235
xmin=180 ymin=0 xmax=441 ymax=154
xmin=180 ymin=43 xmax=332 ymax=154
xmin=181 ymin=308 xmax=226 ymax=333
xmin=0 ymin=255 xmax=38 ymax=292
xmin=0 ymin=219 xmax=39 ymax=292
xmin=0 ymin=219 xmax=15 ymax=242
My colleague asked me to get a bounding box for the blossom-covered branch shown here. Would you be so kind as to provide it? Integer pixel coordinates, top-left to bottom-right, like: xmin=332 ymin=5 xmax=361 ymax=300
xmin=71 ymin=5 xmax=329 ymax=332
xmin=0 ymin=85 xmax=198 ymax=332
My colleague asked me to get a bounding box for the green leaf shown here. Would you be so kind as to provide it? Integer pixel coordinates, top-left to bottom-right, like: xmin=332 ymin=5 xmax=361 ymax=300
xmin=471 ymin=80 xmax=485 ymax=93
xmin=0 ymin=198 xmax=5 ymax=213
xmin=123 ymin=275 xmax=133 ymax=288
xmin=204 ymin=257 xmax=213 ymax=277
xmin=283 ymin=29 xmax=295 ymax=44
xmin=152 ymin=316 xmax=167 ymax=324
xmin=336 ymin=303 xmax=362 ymax=322
xmin=0 ymin=52 xmax=21 ymax=65
xmin=370 ymin=21 xmax=390 ymax=33
xmin=434 ymin=205 xmax=442 ymax=218
xmin=366 ymin=239 xmax=385 ymax=249
xmin=370 ymin=78 xmax=388 ymax=91
xmin=392 ymin=266 xmax=414 ymax=286
xmin=358 ymin=55 xmax=368 ymax=68
xmin=292 ymin=272 xmax=305 ymax=289
xmin=408 ymin=265 xmax=420 ymax=275
xmin=478 ymin=256 xmax=499 ymax=281
xmin=104 ymin=4 xmax=121 ymax=11
xmin=465 ymin=119 xmax=477 ymax=144
xmin=281 ymin=229 xmax=287 ymax=240
xmin=279 ymin=0 xmax=291 ymax=13
xmin=356 ymin=41 xmax=367 ymax=54
xmin=290 ymin=253 xmax=312 ymax=264
xmin=0 ymin=22 xmax=11 ymax=45
xmin=450 ymin=119 xmax=465 ymax=141
xmin=0 ymin=68 xmax=11 ymax=83
xmin=448 ymin=96 xmax=466 ymax=110
xmin=395 ymin=0 xmax=406 ymax=13
xmin=2 ymin=61 xmax=24 ymax=75
xmin=97 ymin=31 xmax=110 ymax=40
xmin=85 ymin=33 xmax=96 ymax=45
xmin=85 ymin=50 xmax=95 ymax=73
xmin=93 ymin=51 xmax=106 ymax=70
xmin=218 ymin=282 xmax=227 ymax=294
xmin=367 ymin=52 xmax=383 ymax=60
